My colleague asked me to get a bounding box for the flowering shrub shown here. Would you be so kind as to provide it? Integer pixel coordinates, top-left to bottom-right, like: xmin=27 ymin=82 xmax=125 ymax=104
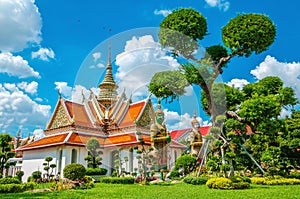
xmin=206 ymin=177 xmax=250 ymax=189
xmin=251 ymin=177 xmax=300 ymax=185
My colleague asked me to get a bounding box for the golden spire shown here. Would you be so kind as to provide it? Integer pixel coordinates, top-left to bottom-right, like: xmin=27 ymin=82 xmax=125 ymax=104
xmin=97 ymin=43 xmax=118 ymax=108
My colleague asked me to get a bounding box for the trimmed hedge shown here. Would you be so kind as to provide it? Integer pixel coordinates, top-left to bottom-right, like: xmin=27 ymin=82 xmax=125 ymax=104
xmin=183 ymin=177 xmax=208 ymax=185
xmin=0 ymin=177 xmax=21 ymax=184
xmin=100 ymin=177 xmax=135 ymax=184
xmin=0 ymin=182 xmax=35 ymax=193
xmin=251 ymin=177 xmax=300 ymax=185
xmin=85 ymin=168 xmax=107 ymax=176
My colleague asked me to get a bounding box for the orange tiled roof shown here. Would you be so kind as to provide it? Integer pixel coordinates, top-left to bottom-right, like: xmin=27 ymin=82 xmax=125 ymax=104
xmin=65 ymin=101 xmax=93 ymax=127
xmin=17 ymin=133 xmax=69 ymax=151
xmin=119 ymin=101 xmax=145 ymax=128
xmin=105 ymin=133 xmax=137 ymax=145
xmin=68 ymin=133 xmax=105 ymax=145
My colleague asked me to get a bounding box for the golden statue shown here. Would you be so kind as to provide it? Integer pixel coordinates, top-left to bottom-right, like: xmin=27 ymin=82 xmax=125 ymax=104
xmin=190 ymin=111 xmax=203 ymax=155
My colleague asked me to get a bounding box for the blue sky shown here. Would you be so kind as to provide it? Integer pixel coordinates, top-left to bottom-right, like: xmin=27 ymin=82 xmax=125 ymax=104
xmin=0 ymin=0 xmax=299 ymax=138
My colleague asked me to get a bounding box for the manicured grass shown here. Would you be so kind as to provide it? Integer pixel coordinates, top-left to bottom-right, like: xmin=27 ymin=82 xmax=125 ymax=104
xmin=1 ymin=183 xmax=300 ymax=199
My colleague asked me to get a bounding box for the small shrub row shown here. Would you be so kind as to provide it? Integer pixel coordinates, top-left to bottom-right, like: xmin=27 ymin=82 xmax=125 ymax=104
xmin=0 ymin=182 xmax=35 ymax=193
xmin=287 ymin=172 xmax=300 ymax=179
xmin=85 ymin=168 xmax=107 ymax=176
xmin=100 ymin=177 xmax=135 ymax=184
xmin=183 ymin=177 xmax=208 ymax=185
xmin=251 ymin=177 xmax=300 ymax=185
xmin=0 ymin=177 xmax=21 ymax=184
xmin=206 ymin=177 xmax=250 ymax=190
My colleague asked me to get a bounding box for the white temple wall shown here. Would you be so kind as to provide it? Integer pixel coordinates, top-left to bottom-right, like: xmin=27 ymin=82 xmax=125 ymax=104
xmin=21 ymin=147 xmax=57 ymax=182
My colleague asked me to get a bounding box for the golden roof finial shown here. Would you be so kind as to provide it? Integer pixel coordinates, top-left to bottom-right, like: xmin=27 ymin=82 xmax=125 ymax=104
xmin=155 ymin=98 xmax=164 ymax=115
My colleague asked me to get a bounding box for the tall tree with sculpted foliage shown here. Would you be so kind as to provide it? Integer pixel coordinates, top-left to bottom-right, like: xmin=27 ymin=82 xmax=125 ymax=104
xmin=149 ymin=8 xmax=276 ymax=124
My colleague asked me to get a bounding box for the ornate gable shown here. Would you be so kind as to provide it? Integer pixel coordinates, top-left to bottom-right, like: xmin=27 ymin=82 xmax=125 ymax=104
xmin=47 ymin=99 xmax=71 ymax=130
xmin=136 ymin=100 xmax=154 ymax=128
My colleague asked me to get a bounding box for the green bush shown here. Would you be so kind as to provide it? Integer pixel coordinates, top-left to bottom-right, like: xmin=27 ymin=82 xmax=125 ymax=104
xmin=16 ymin=170 xmax=24 ymax=181
xmin=175 ymin=155 xmax=197 ymax=174
xmin=0 ymin=177 xmax=21 ymax=184
xmin=229 ymin=176 xmax=251 ymax=183
xmin=183 ymin=176 xmax=208 ymax=185
xmin=100 ymin=177 xmax=134 ymax=184
xmin=0 ymin=182 xmax=35 ymax=193
xmin=232 ymin=182 xmax=250 ymax=189
xmin=80 ymin=175 xmax=95 ymax=189
xmin=85 ymin=168 xmax=107 ymax=175
xmin=287 ymin=172 xmax=300 ymax=179
xmin=63 ymin=163 xmax=86 ymax=180
xmin=169 ymin=169 xmax=180 ymax=179
xmin=27 ymin=176 xmax=33 ymax=182
xmin=32 ymin=171 xmax=42 ymax=180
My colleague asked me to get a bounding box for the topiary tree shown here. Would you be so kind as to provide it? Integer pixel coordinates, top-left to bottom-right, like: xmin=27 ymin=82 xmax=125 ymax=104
xmin=63 ymin=163 xmax=86 ymax=181
xmin=31 ymin=170 xmax=42 ymax=182
xmin=43 ymin=156 xmax=56 ymax=181
xmin=173 ymin=155 xmax=197 ymax=176
xmin=0 ymin=134 xmax=16 ymax=176
xmin=84 ymin=137 xmax=103 ymax=168
xmin=149 ymin=8 xmax=276 ymax=172
xmin=134 ymin=132 xmax=156 ymax=184
xmin=16 ymin=170 xmax=24 ymax=181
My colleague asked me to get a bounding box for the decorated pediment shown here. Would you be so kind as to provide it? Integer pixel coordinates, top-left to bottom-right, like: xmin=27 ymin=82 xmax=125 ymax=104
xmin=47 ymin=100 xmax=71 ymax=130
xmin=136 ymin=100 xmax=154 ymax=127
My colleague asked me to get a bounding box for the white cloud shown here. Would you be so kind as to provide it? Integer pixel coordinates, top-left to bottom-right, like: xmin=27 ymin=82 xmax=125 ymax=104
xmin=33 ymin=129 xmax=44 ymax=140
xmin=154 ymin=9 xmax=172 ymax=17
xmin=0 ymin=84 xmax=51 ymax=132
xmin=115 ymin=35 xmax=180 ymax=101
xmin=0 ymin=0 xmax=42 ymax=52
xmin=251 ymin=55 xmax=300 ymax=99
xmin=164 ymin=109 xmax=203 ymax=131
xmin=0 ymin=52 xmax=40 ymax=78
xmin=227 ymin=78 xmax=249 ymax=90
xmin=54 ymin=82 xmax=99 ymax=104
xmin=32 ymin=47 xmax=55 ymax=61
xmin=92 ymin=52 xmax=101 ymax=62
xmin=54 ymin=82 xmax=73 ymax=98
xmin=97 ymin=63 xmax=105 ymax=68
xmin=17 ymin=81 xmax=38 ymax=94
xmin=205 ymin=0 xmax=230 ymax=11
xmin=3 ymin=83 xmax=18 ymax=92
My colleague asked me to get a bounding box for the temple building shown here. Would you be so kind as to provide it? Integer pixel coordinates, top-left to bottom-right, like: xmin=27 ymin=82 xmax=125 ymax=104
xmin=16 ymin=49 xmax=186 ymax=182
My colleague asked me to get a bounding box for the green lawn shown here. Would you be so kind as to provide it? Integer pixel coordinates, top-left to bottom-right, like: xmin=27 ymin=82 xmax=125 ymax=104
xmin=1 ymin=183 xmax=300 ymax=199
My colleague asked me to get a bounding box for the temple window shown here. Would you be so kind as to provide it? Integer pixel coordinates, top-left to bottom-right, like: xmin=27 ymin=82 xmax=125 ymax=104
xmin=71 ymin=149 xmax=78 ymax=163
